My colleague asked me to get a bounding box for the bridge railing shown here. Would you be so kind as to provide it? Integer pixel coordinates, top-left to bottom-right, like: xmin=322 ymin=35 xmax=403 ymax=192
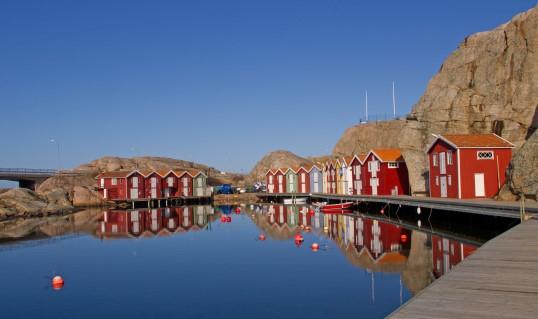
xmin=0 ymin=168 xmax=57 ymax=175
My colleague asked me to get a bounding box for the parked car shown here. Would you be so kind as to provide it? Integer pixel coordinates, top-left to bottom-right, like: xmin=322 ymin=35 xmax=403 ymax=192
xmin=215 ymin=184 xmax=233 ymax=194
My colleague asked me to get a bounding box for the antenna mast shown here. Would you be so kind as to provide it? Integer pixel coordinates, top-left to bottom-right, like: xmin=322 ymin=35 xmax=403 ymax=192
xmin=392 ymin=82 xmax=396 ymax=118
xmin=365 ymin=90 xmax=369 ymax=122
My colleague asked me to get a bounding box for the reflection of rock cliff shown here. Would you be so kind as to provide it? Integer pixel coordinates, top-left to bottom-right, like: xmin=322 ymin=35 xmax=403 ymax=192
xmin=333 ymin=6 xmax=538 ymax=197
xmin=402 ymin=231 xmax=433 ymax=295
xmin=0 ymin=209 xmax=101 ymax=242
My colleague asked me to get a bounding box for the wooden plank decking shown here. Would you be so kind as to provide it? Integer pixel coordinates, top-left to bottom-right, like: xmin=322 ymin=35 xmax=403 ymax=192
xmin=388 ymin=218 xmax=538 ymax=319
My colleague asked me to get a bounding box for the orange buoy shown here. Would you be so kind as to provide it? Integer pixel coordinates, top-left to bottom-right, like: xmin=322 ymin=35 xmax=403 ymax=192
xmin=226 ymin=216 xmax=232 ymax=222
xmin=52 ymin=276 xmax=64 ymax=290
xmin=258 ymin=234 xmax=266 ymax=241
xmin=400 ymin=234 xmax=408 ymax=243
xmin=311 ymin=243 xmax=320 ymax=251
xmin=294 ymin=234 xmax=304 ymax=242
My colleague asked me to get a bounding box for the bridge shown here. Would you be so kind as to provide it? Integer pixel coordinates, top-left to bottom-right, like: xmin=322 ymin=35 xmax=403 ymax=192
xmin=0 ymin=168 xmax=57 ymax=190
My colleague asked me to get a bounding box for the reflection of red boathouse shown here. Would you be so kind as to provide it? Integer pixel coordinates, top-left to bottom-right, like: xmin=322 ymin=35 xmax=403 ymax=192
xmin=431 ymin=235 xmax=477 ymax=278
xmin=98 ymin=206 xmax=214 ymax=239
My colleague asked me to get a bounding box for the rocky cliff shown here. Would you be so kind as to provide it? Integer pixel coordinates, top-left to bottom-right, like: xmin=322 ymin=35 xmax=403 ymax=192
xmin=333 ymin=120 xmax=405 ymax=156
xmin=248 ymin=150 xmax=314 ymax=183
xmin=334 ymin=5 xmax=538 ymax=196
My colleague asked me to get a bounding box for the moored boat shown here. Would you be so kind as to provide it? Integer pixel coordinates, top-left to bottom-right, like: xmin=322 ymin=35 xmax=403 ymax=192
xmin=319 ymin=202 xmax=355 ymax=213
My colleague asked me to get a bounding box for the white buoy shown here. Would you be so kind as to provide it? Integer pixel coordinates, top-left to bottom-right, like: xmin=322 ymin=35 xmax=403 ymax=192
xmin=417 ymin=207 xmax=421 ymax=215
xmin=418 ymin=220 xmax=422 ymax=228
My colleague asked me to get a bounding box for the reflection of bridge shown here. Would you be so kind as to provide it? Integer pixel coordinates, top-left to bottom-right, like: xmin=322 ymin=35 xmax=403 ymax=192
xmin=0 ymin=168 xmax=57 ymax=190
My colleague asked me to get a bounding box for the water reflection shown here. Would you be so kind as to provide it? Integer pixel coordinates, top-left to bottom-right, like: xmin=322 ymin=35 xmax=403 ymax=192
xmin=97 ymin=206 xmax=215 ymax=238
xmin=0 ymin=204 xmax=480 ymax=297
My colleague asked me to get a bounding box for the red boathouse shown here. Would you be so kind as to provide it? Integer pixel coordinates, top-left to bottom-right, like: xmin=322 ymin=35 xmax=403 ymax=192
xmin=362 ymin=149 xmax=409 ymax=196
xmin=427 ymin=133 xmax=514 ymax=199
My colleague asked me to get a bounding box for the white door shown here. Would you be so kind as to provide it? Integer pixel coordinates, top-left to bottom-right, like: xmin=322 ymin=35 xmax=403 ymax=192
xmin=104 ymin=189 xmax=108 ymax=199
xmin=151 ymin=188 xmax=157 ymax=198
xmin=440 ymin=176 xmax=448 ymax=198
xmin=439 ymin=152 xmax=446 ymax=174
xmin=371 ymin=178 xmax=378 ymax=196
xmin=474 ymin=173 xmax=485 ymax=197
xmin=314 ymin=182 xmax=319 ymax=193
xmin=130 ymin=189 xmax=138 ymax=199
xmin=132 ymin=177 xmax=138 ymax=187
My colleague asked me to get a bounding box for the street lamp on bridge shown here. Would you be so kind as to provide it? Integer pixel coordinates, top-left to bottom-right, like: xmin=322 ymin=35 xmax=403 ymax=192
xmin=50 ymin=139 xmax=60 ymax=174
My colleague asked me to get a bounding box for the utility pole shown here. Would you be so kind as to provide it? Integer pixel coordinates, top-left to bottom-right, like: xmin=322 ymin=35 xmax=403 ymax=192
xmin=365 ymin=90 xmax=369 ymax=122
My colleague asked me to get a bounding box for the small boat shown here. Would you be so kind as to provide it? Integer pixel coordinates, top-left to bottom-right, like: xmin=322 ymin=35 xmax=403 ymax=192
xmin=283 ymin=198 xmax=307 ymax=205
xmin=320 ymin=202 xmax=355 ymax=213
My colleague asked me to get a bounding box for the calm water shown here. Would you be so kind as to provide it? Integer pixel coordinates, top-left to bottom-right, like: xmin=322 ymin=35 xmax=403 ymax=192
xmin=0 ymin=204 xmax=504 ymax=318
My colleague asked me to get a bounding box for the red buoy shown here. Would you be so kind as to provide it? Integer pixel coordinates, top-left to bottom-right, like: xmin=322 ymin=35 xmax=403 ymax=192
xmin=52 ymin=276 xmax=64 ymax=290
xmin=258 ymin=234 xmax=266 ymax=241
xmin=294 ymin=234 xmax=304 ymax=242
xmin=235 ymin=207 xmax=241 ymax=213
xmin=226 ymin=216 xmax=232 ymax=223
xmin=220 ymin=216 xmax=227 ymax=223
xmin=311 ymin=243 xmax=320 ymax=251
xmin=380 ymin=209 xmax=384 ymax=214
xmin=400 ymin=234 xmax=408 ymax=243
xmin=295 ymin=239 xmax=303 ymax=247
xmin=308 ymin=209 xmax=315 ymax=215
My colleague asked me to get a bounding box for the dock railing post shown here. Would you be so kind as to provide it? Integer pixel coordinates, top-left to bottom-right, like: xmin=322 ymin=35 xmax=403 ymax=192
xmin=520 ymin=194 xmax=526 ymax=222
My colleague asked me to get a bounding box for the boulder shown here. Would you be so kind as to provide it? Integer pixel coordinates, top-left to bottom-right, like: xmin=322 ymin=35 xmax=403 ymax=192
xmin=72 ymin=186 xmax=106 ymax=207
xmin=508 ymin=129 xmax=538 ymax=199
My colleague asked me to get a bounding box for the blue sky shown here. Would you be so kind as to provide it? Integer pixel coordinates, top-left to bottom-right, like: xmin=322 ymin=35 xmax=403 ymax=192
xmin=1 ymin=0 xmax=535 ymax=179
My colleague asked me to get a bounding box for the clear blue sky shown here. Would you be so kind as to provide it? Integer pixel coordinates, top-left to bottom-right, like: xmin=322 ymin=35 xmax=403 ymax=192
xmin=1 ymin=0 xmax=535 ymax=177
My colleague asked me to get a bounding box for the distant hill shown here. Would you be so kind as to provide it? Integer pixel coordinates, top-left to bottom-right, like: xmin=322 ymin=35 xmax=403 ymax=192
xmin=248 ymin=150 xmax=314 ymax=183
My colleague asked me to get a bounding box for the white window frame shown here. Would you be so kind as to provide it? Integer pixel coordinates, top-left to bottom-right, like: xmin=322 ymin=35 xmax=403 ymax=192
xmin=432 ymin=153 xmax=438 ymax=166
xmin=100 ymin=178 xmax=104 ymax=188
xmin=111 ymin=178 xmax=118 ymax=186
xmin=269 ymin=175 xmax=274 ymax=184
xmin=388 ymin=162 xmax=399 ymax=169
xmin=313 ymin=172 xmax=319 ymax=182
xmin=167 ymin=177 xmax=174 ymax=186
xmin=477 ymin=151 xmax=494 ymax=160
xmin=448 ymin=175 xmax=452 ymax=186
xmin=435 ymin=176 xmax=439 ymax=186
xmin=447 ymin=151 xmax=453 ymax=165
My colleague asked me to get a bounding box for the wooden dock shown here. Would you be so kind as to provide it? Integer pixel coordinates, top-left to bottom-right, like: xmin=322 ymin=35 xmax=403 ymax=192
xmin=256 ymin=193 xmax=538 ymax=219
xmin=388 ymin=218 xmax=538 ymax=319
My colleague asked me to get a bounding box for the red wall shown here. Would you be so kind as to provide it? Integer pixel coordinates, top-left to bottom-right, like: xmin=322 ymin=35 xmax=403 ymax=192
xmin=144 ymin=173 xmax=163 ymax=198
xmin=99 ymin=177 xmax=128 ymax=200
xmin=161 ymin=173 xmax=179 ymax=197
xmin=127 ymin=173 xmax=146 ymax=199
xmin=274 ymin=171 xmax=287 ymax=193
xmin=178 ymin=174 xmax=193 ymax=197
xmin=296 ymin=168 xmax=311 ymax=193
xmin=361 ymin=153 xmax=409 ymax=196
xmin=459 ymin=148 xmax=512 ymax=199
xmin=428 ymin=140 xmax=459 ymax=198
